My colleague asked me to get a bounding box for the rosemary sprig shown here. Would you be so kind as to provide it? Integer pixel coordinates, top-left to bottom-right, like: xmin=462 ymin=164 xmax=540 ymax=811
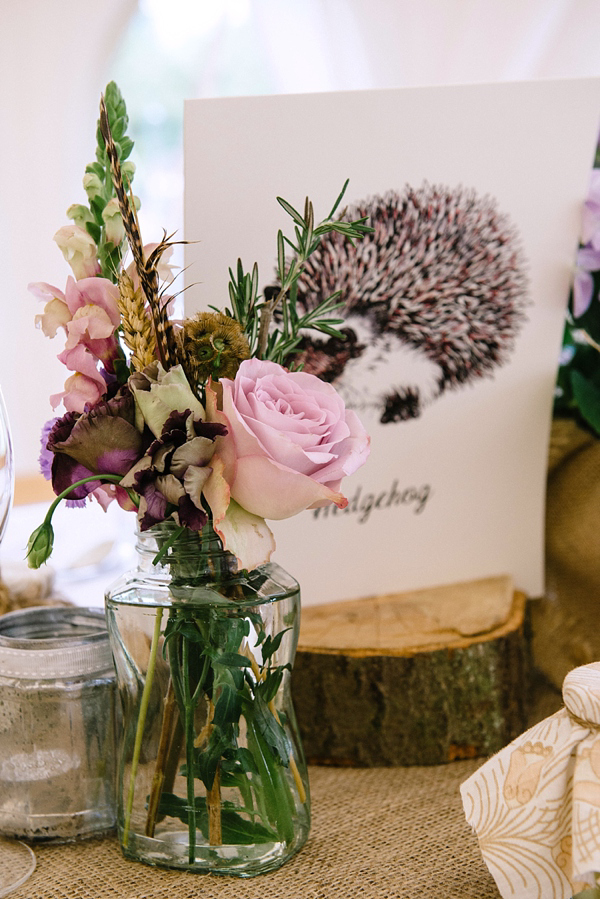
xmin=224 ymin=179 xmax=373 ymax=365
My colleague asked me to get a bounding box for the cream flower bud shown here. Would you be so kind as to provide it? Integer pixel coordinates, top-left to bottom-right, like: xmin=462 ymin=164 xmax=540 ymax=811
xmin=83 ymin=172 xmax=103 ymax=200
xmin=54 ymin=225 xmax=100 ymax=280
xmin=102 ymin=198 xmax=125 ymax=246
xmin=66 ymin=204 xmax=94 ymax=230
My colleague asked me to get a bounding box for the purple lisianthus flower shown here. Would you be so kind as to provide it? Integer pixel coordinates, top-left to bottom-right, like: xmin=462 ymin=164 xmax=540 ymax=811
xmin=46 ymin=388 xmax=146 ymax=505
xmin=40 ymin=416 xmax=87 ymax=509
xmin=39 ymin=418 xmax=59 ymax=481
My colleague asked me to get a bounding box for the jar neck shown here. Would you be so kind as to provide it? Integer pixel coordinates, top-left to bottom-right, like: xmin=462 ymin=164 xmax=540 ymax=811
xmin=136 ymin=522 xmax=239 ymax=581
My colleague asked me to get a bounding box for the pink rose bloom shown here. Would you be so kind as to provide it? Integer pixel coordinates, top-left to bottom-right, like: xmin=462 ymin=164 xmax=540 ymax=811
xmin=214 ymin=359 xmax=370 ymax=520
xmin=54 ymin=225 xmax=100 ymax=280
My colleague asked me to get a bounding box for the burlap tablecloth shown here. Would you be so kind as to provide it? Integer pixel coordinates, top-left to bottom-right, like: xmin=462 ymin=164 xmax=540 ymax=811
xmin=9 ymin=760 xmax=498 ymax=899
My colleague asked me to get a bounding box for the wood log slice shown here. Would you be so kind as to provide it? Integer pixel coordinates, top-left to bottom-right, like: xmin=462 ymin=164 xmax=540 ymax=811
xmin=292 ymin=576 xmax=529 ymax=766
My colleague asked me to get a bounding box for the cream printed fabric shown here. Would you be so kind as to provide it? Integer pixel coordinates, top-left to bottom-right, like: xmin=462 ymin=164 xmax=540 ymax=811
xmin=461 ymin=662 xmax=600 ymax=899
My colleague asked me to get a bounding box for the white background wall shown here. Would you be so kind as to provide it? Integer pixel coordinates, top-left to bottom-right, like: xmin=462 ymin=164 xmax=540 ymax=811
xmin=3 ymin=0 xmax=600 ymax=478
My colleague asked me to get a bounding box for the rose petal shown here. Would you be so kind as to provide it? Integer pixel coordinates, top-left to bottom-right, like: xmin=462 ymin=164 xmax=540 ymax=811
xmin=214 ymin=499 xmax=275 ymax=569
xmin=202 ymin=454 xmax=231 ymax=525
xmin=232 ymin=454 xmax=347 ymax=520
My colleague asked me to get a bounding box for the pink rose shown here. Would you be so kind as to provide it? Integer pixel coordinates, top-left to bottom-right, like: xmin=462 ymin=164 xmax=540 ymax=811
xmin=215 ymin=359 xmax=370 ymax=520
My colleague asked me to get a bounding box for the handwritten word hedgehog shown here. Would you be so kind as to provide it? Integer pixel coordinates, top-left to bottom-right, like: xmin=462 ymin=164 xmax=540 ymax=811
xmin=288 ymin=182 xmax=528 ymax=423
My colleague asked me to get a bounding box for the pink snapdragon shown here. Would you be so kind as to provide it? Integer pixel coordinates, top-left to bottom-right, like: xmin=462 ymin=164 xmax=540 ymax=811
xmin=30 ymin=276 xmax=121 ymax=413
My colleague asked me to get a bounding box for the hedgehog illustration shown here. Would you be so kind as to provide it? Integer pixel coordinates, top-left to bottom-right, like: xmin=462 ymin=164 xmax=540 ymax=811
xmin=285 ymin=182 xmax=529 ymax=423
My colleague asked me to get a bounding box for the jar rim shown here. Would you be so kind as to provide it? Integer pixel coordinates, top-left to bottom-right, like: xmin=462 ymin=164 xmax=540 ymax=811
xmin=0 ymin=607 xmax=113 ymax=679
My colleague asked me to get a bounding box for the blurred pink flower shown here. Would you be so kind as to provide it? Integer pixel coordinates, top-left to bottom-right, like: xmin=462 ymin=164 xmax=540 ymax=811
xmin=582 ymin=170 xmax=600 ymax=250
xmin=574 ymin=246 xmax=600 ymax=317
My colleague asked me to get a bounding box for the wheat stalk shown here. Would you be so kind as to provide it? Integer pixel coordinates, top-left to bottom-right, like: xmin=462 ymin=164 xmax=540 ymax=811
xmin=99 ymin=95 xmax=178 ymax=369
xmin=118 ymin=272 xmax=157 ymax=372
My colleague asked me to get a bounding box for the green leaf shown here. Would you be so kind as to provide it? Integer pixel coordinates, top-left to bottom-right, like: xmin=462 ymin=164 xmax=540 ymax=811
xmin=217 ymin=652 xmax=253 ymax=669
xmin=220 ymin=808 xmax=277 ymax=844
xmin=328 ymin=178 xmax=349 ymax=219
xmin=276 ymin=196 xmax=305 ymax=227
xmin=261 ymin=628 xmax=290 ymax=663
xmin=111 ymin=116 xmax=126 ymax=141
xmin=89 ymin=195 xmax=106 ymax=223
xmin=86 ymin=221 xmax=101 ymax=244
xmin=85 ymin=162 xmax=105 ymax=179
xmin=253 ymin=695 xmax=292 ymax=767
xmin=196 ymin=726 xmax=230 ymax=791
xmin=571 ymin=370 xmax=600 ymax=436
xmin=257 ymin=667 xmax=285 ymax=704
xmin=179 ymin=621 xmax=205 ymax=643
xmin=277 ymin=229 xmax=286 ymax=283
xmin=113 ymin=356 xmax=131 ymax=385
xmin=232 ymin=746 xmax=259 ymax=775
xmin=212 ymin=684 xmax=242 ymax=729
xmin=118 ymin=136 xmax=134 ymax=161
xmin=223 ymin=616 xmax=250 ymax=652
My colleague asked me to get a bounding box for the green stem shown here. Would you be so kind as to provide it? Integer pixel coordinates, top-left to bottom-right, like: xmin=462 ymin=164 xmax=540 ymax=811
xmin=182 ymin=636 xmax=197 ymax=864
xmin=45 ymin=474 xmax=139 ymax=522
xmin=152 ymin=525 xmax=186 ymax=567
xmin=122 ymin=606 xmax=163 ymax=848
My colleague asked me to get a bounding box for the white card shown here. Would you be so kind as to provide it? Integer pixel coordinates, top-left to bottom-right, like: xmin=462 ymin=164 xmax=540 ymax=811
xmin=184 ymin=79 xmax=600 ymax=604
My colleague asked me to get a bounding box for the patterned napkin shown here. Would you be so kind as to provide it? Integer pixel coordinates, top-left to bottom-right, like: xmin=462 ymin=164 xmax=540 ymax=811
xmin=461 ymin=661 xmax=600 ymax=899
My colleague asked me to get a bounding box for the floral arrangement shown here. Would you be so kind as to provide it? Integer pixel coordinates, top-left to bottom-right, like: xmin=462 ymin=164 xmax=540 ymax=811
xmin=27 ymin=82 xmax=371 ymax=571
xmin=554 ymin=137 xmax=600 ymax=435
xmin=25 ymin=82 xmax=371 ymax=868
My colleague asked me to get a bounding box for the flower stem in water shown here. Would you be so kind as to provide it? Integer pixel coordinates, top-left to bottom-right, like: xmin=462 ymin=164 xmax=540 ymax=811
xmin=123 ymin=606 xmax=163 ymax=847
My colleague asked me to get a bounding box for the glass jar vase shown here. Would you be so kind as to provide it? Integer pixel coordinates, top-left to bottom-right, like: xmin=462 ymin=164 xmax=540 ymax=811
xmin=105 ymin=523 xmax=310 ymax=877
xmin=0 ymin=607 xmax=117 ymax=841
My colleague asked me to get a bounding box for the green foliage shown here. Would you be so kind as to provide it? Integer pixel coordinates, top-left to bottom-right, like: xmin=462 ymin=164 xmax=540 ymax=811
xmin=157 ymin=792 xmax=277 ymax=844
xmin=555 ymin=287 xmax=600 ymax=437
xmin=224 ymin=179 xmax=373 ymax=365
xmin=66 ymin=81 xmax=137 ymax=283
xmin=161 ymin=596 xmax=297 ymax=848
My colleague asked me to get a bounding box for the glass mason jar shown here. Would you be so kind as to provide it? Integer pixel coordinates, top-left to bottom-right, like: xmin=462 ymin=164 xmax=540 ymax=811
xmin=0 ymin=607 xmax=117 ymax=841
xmin=105 ymin=523 xmax=310 ymax=877
xmin=0 ymin=386 xmax=14 ymax=546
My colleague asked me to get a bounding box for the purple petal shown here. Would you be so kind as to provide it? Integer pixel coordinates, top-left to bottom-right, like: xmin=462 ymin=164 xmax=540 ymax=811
xmin=577 ymin=246 xmax=600 ymax=272
xmin=51 ymin=454 xmax=100 ymax=500
xmin=162 ymin=409 xmax=191 ymax=436
xmin=138 ymin=483 xmax=169 ymax=530
xmin=193 ymin=420 xmax=227 ymax=440
xmin=39 ymin=418 xmax=60 ymax=481
xmin=574 ymin=269 xmax=594 ymax=318
xmin=177 ymin=494 xmax=208 ymax=531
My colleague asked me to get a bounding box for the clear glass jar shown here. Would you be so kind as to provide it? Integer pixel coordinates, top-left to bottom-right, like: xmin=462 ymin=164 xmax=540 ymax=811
xmin=0 ymin=607 xmax=117 ymax=841
xmin=0 ymin=388 xmax=13 ymax=547
xmin=105 ymin=523 xmax=310 ymax=877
